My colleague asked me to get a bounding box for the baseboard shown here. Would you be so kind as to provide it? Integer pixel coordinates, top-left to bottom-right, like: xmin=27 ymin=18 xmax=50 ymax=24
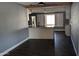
xmin=28 ymin=38 xmax=54 ymax=39
xmin=71 ymin=38 xmax=77 ymax=55
xmin=0 ymin=38 xmax=29 ymax=56
xmin=27 ymin=38 xmax=53 ymax=40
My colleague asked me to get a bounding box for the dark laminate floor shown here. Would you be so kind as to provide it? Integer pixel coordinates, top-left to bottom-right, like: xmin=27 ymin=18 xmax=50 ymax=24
xmin=4 ymin=31 xmax=76 ymax=56
xmin=54 ymin=31 xmax=76 ymax=56
xmin=4 ymin=39 xmax=54 ymax=56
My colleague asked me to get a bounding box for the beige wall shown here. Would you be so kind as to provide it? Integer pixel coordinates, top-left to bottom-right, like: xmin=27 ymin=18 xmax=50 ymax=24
xmin=0 ymin=2 xmax=29 ymax=54
xmin=0 ymin=2 xmax=28 ymax=33
xmin=70 ymin=2 xmax=79 ymax=55
xmin=29 ymin=28 xmax=54 ymax=39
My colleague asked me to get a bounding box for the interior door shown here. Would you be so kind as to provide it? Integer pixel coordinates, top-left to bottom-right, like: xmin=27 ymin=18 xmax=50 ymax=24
xmin=31 ymin=16 xmax=36 ymax=27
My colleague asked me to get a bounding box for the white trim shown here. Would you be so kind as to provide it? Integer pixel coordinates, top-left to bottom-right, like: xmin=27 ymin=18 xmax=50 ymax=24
xmin=28 ymin=38 xmax=53 ymax=39
xmin=71 ymin=38 xmax=77 ymax=55
xmin=0 ymin=38 xmax=29 ymax=56
xmin=28 ymin=37 xmax=54 ymax=39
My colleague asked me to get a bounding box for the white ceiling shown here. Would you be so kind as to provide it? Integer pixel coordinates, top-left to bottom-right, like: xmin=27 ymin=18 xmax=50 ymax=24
xmin=18 ymin=2 xmax=39 ymax=5
xmin=17 ymin=2 xmax=71 ymax=7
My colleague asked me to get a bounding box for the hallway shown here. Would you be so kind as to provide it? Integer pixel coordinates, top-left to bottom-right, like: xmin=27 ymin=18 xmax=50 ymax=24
xmin=4 ymin=31 xmax=76 ymax=56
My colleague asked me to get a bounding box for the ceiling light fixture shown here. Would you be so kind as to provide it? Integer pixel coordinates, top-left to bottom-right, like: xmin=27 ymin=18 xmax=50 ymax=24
xmin=38 ymin=2 xmax=45 ymax=5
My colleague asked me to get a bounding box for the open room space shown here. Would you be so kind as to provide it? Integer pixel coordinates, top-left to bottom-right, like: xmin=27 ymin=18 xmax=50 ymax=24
xmin=0 ymin=2 xmax=79 ymax=56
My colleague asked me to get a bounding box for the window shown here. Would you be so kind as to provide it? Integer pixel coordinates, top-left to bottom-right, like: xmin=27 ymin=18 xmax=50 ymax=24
xmin=45 ymin=14 xmax=55 ymax=27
